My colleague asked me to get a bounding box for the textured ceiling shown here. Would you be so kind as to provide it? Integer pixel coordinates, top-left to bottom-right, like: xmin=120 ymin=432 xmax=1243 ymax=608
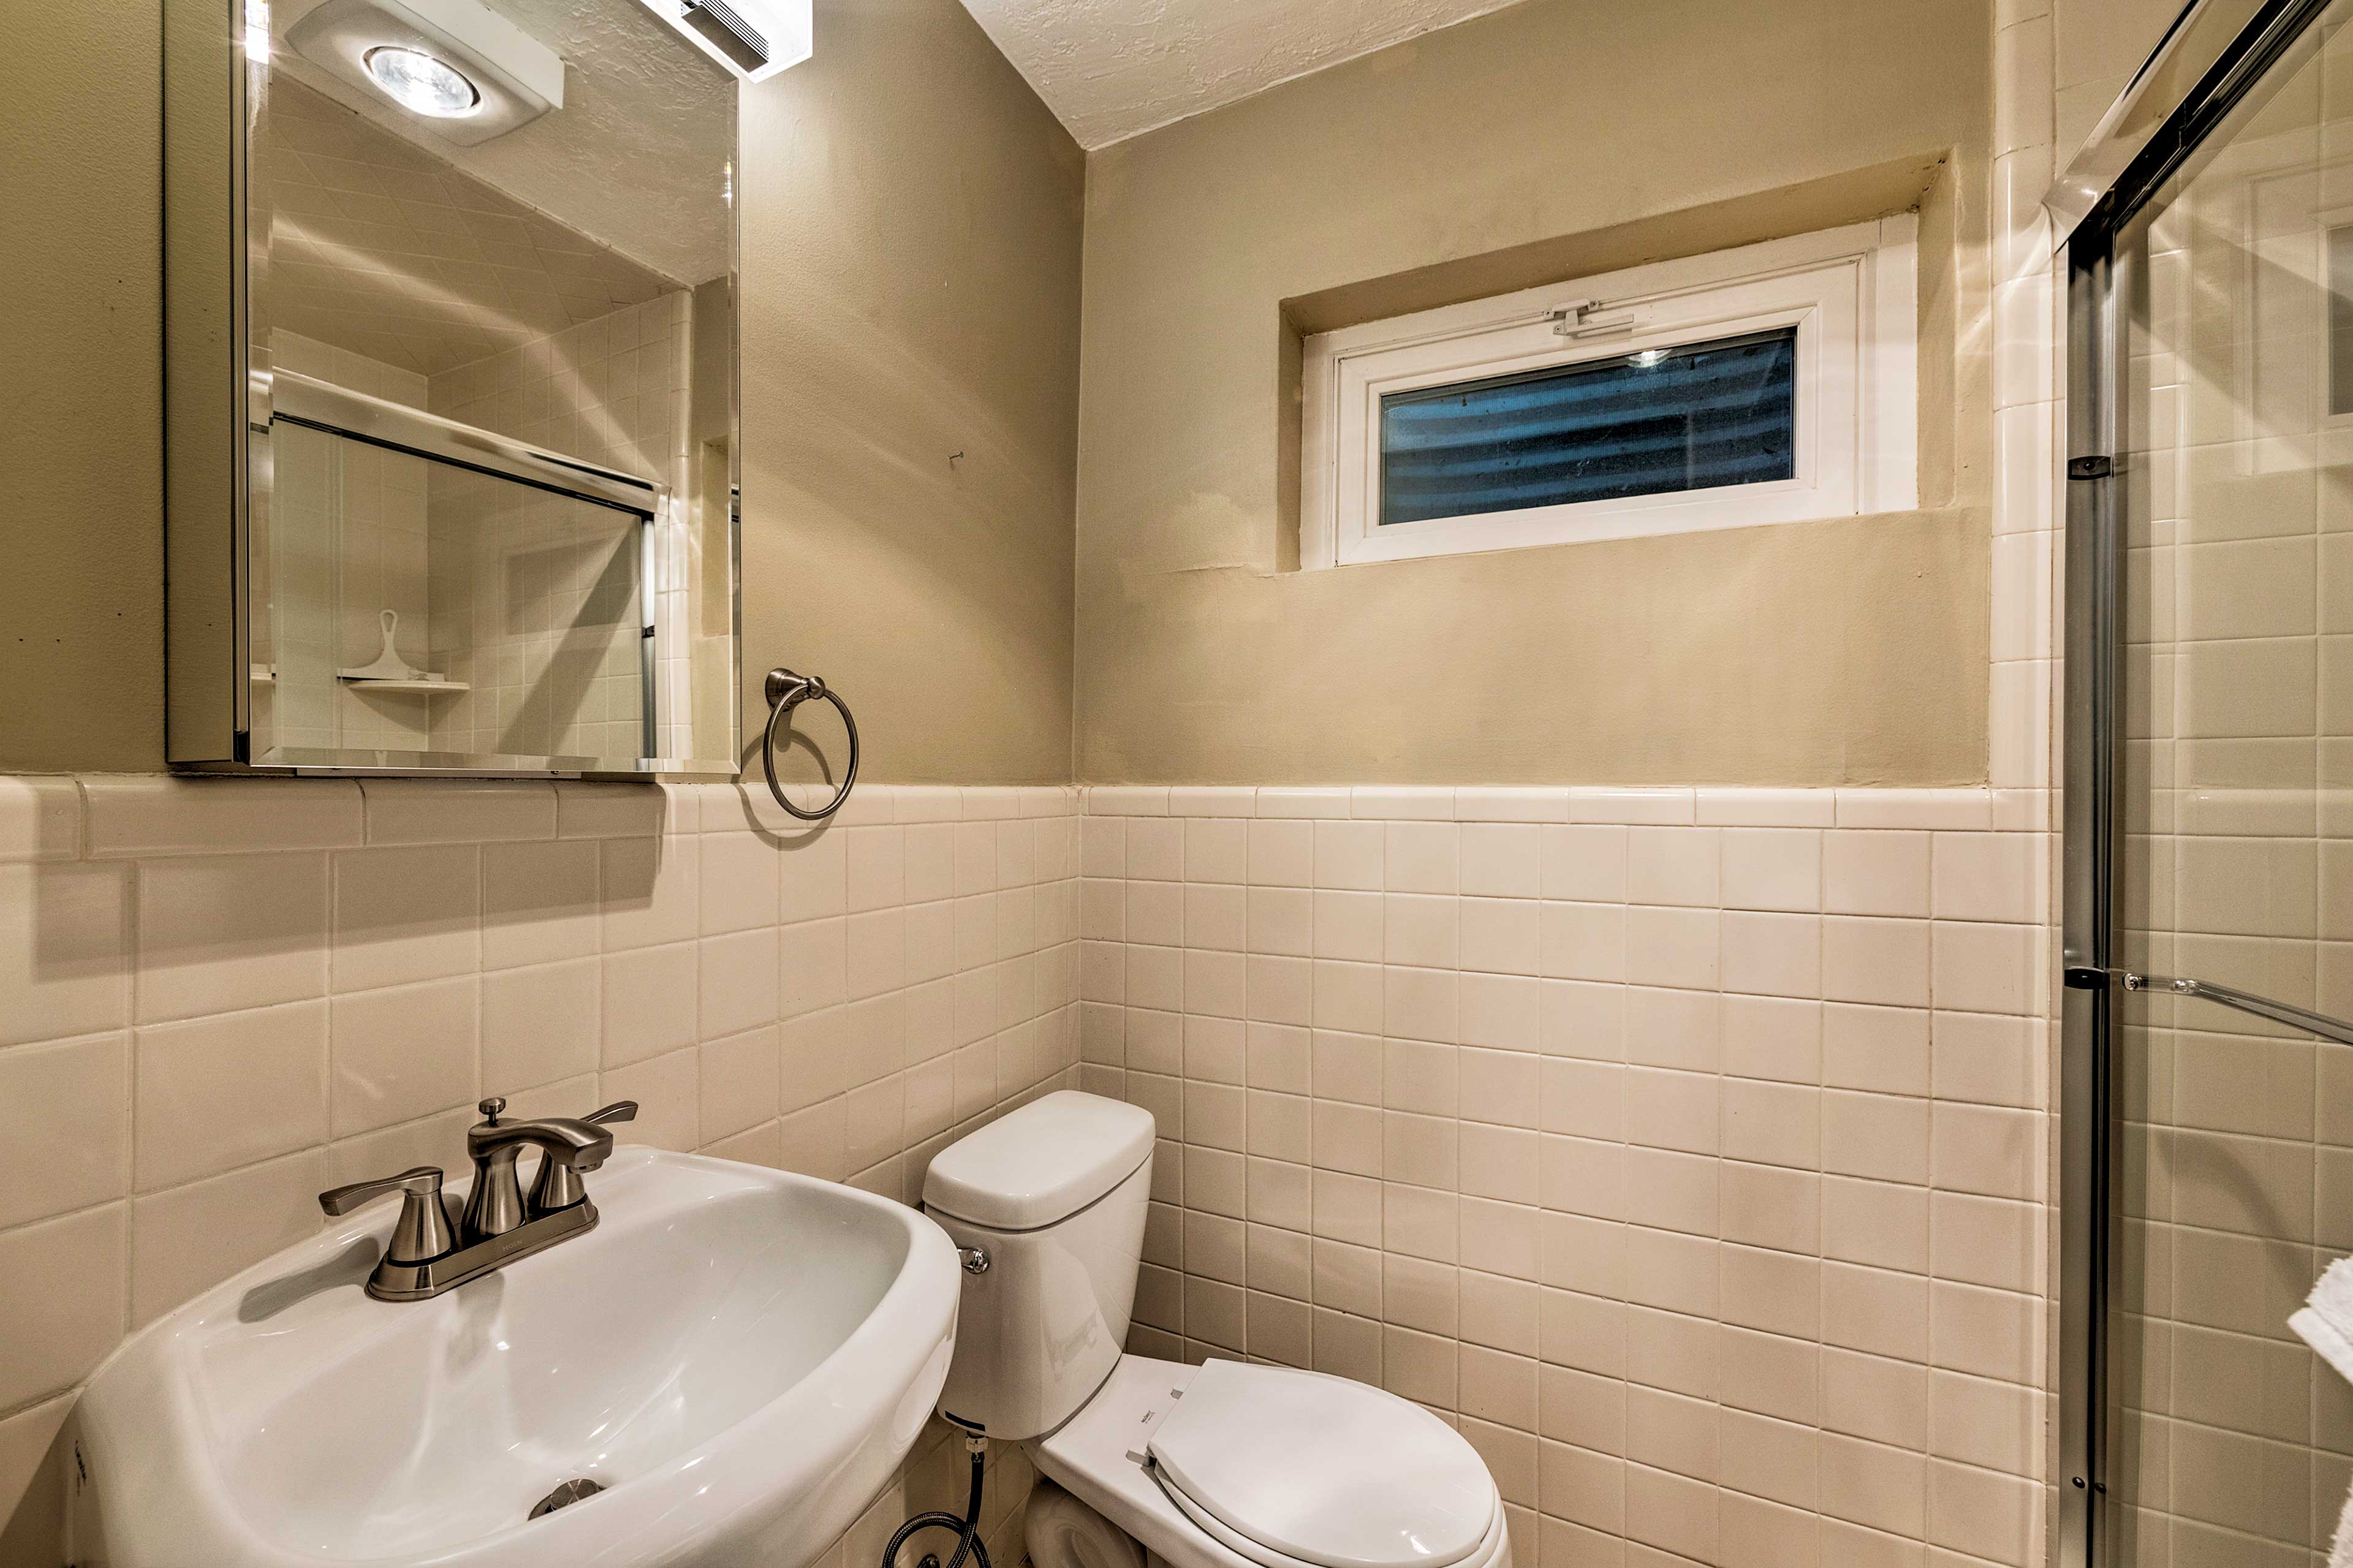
xmin=956 ymin=0 xmax=1534 ymax=148
xmin=269 ymin=0 xmax=734 ymax=285
xmin=263 ymin=77 xmax=676 ymax=376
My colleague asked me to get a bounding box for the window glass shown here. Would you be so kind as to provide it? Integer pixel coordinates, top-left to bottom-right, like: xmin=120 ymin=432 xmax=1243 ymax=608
xmin=1376 ymin=326 xmax=1799 ymax=527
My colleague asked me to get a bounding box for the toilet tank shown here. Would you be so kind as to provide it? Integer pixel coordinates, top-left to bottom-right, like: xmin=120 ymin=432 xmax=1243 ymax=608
xmin=922 ymin=1091 xmax=1155 ymax=1440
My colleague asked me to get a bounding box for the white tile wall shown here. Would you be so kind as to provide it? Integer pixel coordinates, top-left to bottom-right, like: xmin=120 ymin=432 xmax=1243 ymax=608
xmin=1989 ymin=13 xmax=2070 ymax=1568
xmin=0 ymin=774 xmax=1080 ymax=1564
xmin=1991 ymin=0 xmax=2062 ymax=807
xmin=265 ymin=332 xmax=438 ymax=756
xmin=1077 ymin=784 xmax=2052 ymax=1568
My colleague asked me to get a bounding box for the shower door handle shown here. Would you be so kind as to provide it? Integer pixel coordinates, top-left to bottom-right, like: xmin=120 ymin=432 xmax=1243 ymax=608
xmin=2069 ymin=966 xmax=2353 ymax=1047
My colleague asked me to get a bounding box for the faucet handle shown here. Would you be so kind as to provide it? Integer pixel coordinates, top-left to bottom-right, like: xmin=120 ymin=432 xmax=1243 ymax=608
xmin=319 ymin=1167 xmax=456 ymax=1266
xmin=528 ymin=1102 xmax=639 ymax=1216
xmin=319 ymin=1165 xmax=443 ymax=1216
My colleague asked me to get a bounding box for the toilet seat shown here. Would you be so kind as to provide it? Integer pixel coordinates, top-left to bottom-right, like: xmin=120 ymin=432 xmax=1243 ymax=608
xmin=1145 ymin=1360 xmax=1496 ymax=1568
xmin=1032 ymin=1355 xmax=1508 ymax=1568
xmin=1153 ymin=1487 xmax=1509 ymax=1568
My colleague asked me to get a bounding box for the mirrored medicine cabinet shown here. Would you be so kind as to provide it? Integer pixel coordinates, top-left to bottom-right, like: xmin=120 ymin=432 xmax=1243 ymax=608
xmin=164 ymin=0 xmax=742 ymax=777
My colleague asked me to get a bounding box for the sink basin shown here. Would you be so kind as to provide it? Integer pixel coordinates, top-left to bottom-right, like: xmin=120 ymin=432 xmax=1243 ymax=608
xmin=69 ymin=1149 xmax=961 ymax=1567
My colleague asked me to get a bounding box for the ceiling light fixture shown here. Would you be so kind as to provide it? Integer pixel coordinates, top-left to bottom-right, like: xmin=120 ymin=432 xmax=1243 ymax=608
xmin=635 ymin=0 xmax=813 ymax=83
xmin=363 ymin=45 xmax=481 ymax=117
xmin=287 ymin=0 xmax=563 ymax=146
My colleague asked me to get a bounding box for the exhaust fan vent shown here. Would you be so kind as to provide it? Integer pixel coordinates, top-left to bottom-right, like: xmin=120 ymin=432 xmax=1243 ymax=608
xmin=681 ymin=0 xmax=768 ymax=72
xmin=634 ymin=0 xmax=809 ymax=81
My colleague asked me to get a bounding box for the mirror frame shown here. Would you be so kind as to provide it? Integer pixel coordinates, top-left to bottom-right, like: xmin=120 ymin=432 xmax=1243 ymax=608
xmin=162 ymin=0 xmax=742 ymax=778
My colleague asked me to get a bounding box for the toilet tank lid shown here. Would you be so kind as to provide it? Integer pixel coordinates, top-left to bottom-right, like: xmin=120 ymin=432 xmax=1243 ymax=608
xmin=923 ymin=1091 xmax=1156 ymax=1231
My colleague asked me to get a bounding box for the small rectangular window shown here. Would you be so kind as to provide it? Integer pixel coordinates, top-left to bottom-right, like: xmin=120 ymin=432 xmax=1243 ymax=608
xmin=1376 ymin=327 xmax=1800 ymax=527
xmin=1301 ymin=218 xmax=1917 ymax=569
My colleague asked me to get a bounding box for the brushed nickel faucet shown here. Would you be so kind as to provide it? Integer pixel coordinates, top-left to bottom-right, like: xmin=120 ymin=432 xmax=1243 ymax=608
xmin=319 ymin=1098 xmax=638 ymax=1302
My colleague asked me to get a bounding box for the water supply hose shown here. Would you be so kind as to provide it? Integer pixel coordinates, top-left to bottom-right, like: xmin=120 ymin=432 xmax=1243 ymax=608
xmin=881 ymin=1433 xmax=993 ymax=1568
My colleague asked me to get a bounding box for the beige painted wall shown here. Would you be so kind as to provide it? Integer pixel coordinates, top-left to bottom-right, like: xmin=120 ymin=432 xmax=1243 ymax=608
xmin=738 ymin=0 xmax=1084 ymax=786
xmin=0 ymin=0 xmax=1083 ymax=787
xmin=0 ymin=1 xmax=166 ymax=773
xmin=1075 ymin=0 xmax=1998 ymax=787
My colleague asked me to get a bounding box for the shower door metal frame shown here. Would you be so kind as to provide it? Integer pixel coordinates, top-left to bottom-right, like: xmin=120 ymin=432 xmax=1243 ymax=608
xmin=2053 ymin=2 xmax=2339 ymax=1566
xmin=269 ymin=373 xmax=665 ymax=518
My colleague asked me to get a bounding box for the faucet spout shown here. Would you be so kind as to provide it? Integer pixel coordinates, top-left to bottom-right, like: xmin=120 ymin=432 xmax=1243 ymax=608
xmin=471 ymin=1115 xmax=615 ymax=1170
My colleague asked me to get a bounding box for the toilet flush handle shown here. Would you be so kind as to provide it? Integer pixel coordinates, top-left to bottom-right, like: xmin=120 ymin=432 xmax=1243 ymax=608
xmin=958 ymin=1246 xmax=990 ymax=1275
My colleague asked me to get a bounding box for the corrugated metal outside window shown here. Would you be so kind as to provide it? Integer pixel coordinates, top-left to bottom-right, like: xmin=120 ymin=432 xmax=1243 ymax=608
xmin=1377 ymin=327 xmax=1799 ymax=528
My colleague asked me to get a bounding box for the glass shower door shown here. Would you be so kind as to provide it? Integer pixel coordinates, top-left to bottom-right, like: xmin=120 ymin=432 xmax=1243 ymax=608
xmin=2099 ymin=10 xmax=2353 ymax=1563
xmin=256 ymin=418 xmax=654 ymax=767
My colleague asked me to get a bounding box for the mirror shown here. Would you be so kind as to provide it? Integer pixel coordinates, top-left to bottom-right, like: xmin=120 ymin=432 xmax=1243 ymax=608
xmin=165 ymin=0 xmax=740 ymax=776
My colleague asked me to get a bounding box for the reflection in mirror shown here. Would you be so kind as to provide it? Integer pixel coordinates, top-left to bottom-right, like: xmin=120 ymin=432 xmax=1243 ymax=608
xmin=244 ymin=0 xmax=737 ymax=772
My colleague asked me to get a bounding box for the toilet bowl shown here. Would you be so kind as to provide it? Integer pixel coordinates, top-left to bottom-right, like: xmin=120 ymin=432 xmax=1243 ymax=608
xmin=921 ymin=1091 xmax=1510 ymax=1568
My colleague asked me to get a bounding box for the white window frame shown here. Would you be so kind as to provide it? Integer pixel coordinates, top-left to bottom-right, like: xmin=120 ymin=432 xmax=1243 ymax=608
xmin=1300 ymin=216 xmax=1919 ymax=570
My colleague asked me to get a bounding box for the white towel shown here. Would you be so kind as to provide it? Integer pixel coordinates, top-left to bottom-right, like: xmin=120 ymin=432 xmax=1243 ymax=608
xmin=2290 ymin=1257 xmax=2353 ymax=1568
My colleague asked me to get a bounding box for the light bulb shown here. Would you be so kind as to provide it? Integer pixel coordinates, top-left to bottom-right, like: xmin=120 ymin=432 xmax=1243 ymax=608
xmin=363 ymin=45 xmax=482 ymax=118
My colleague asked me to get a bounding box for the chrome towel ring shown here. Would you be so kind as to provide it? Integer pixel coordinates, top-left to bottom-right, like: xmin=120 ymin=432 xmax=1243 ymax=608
xmin=760 ymin=668 xmax=860 ymax=822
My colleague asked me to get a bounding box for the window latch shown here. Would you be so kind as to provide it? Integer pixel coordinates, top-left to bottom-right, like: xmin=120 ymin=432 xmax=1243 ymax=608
xmin=1549 ymin=300 xmax=1642 ymax=339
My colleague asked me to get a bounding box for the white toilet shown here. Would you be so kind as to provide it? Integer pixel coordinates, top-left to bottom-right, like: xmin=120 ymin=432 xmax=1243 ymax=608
xmin=922 ymin=1089 xmax=1511 ymax=1568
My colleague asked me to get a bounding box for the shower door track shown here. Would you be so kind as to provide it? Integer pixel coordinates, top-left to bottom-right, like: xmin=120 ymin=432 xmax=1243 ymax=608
xmin=2052 ymin=3 xmax=2338 ymax=1567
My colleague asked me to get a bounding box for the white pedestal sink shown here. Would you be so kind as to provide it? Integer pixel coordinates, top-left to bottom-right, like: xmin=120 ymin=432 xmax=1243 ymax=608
xmin=67 ymin=1149 xmax=961 ymax=1567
